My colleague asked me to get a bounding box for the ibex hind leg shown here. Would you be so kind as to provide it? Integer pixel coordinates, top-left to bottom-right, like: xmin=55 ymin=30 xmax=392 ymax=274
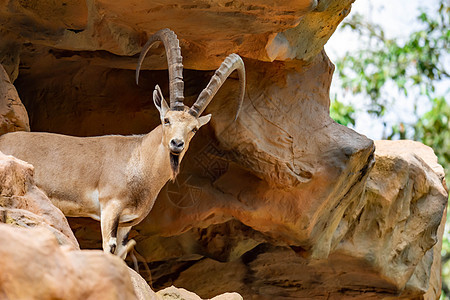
xmin=116 ymin=226 xmax=135 ymax=259
xmin=100 ymin=201 xmax=122 ymax=255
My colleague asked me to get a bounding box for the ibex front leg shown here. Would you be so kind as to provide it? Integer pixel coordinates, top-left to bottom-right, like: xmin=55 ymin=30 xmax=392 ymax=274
xmin=100 ymin=201 xmax=122 ymax=254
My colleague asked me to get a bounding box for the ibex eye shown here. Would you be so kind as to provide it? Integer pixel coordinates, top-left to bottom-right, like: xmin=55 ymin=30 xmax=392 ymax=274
xmin=192 ymin=128 xmax=198 ymax=133
xmin=164 ymin=118 xmax=170 ymax=125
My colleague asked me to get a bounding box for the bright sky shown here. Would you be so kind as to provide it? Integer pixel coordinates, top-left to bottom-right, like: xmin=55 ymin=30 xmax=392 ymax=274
xmin=324 ymin=0 xmax=446 ymax=140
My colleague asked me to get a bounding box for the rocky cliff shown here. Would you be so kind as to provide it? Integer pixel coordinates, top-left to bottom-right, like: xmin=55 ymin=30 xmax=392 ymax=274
xmin=0 ymin=0 xmax=448 ymax=299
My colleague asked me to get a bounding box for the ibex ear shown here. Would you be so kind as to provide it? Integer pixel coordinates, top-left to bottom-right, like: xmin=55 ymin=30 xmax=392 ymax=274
xmin=153 ymin=85 xmax=169 ymax=116
xmin=198 ymin=114 xmax=211 ymax=127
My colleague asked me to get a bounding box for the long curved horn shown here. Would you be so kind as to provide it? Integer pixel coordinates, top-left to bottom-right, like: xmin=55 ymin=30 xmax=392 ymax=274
xmin=189 ymin=54 xmax=245 ymax=120
xmin=136 ymin=28 xmax=185 ymax=111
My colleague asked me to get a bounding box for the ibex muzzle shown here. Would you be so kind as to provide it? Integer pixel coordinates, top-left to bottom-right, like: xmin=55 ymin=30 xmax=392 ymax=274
xmin=0 ymin=28 xmax=245 ymax=259
xmin=170 ymin=138 xmax=184 ymax=153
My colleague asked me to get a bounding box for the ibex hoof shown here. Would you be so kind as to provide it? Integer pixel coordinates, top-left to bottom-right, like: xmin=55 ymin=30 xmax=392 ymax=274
xmin=108 ymin=237 xmax=117 ymax=254
xmin=118 ymin=239 xmax=137 ymax=260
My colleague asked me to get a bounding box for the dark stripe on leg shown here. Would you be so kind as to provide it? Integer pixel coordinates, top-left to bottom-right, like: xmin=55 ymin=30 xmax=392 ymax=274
xmin=111 ymin=216 xmax=119 ymax=238
xmin=122 ymin=231 xmax=130 ymax=246
xmin=110 ymin=216 xmax=120 ymax=254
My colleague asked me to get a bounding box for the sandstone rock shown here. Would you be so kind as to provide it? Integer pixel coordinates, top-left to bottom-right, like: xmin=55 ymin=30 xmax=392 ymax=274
xmin=0 ymin=0 xmax=354 ymax=69
xmin=0 ymin=41 xmax=21 ymax=82
xmin=277 ymin=0 xmax=352 ymax=61
xmin=0 ymin=64 xmax=29 ymax=134
xmin=128 ymin=268 xmax=158 ymax=300
xmin=135 ymin=140 xmax=446 ymax=299
xmin=336 ymin=140 xmax=448 ymax=297
xmin=423 ymin=207 xmax=446 ymax=300
xmin=156 ymin=286 xmax=242 ymax=300
xmin=0 ymin=150 xmax=78 ymax=249
xmin=0 ymin=223 xmax=137 ymax=300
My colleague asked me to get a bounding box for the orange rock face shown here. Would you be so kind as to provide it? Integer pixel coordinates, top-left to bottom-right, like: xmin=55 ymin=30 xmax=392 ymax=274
xmin=135 ymin=141 xmax=446 ymax=299
xmin=0 ymin=0 xmax=352 ymax=73
xmin=0 ymin=151 xmax=78 ymax=248
xmin=0 ymin=0 xmax=447 ymax=299
xmin=0 ymin=65 xmax=29 ymax=135
xmin=0 ymin=224 xmax=138 ymax=300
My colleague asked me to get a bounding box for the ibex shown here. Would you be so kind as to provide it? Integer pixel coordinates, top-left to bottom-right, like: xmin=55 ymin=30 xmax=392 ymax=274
xmin=0 ymin=28 xmax=245 ymax=258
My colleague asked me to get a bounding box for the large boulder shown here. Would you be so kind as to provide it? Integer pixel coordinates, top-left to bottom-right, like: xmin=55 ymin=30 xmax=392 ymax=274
xmin=0 ymin=224 xmax=138 ymax=300
xmin=0 ymin=150 xmax=139 ymax=299
xmin=134 ymin=141 xmax=446 ymax=299
xmin=336 ymin=140 xmax=447 ymax=298
xmin=0 ymin=150 xmax=78 ymax=248
xmin=156 ymin=286 xmax=242 ymax=300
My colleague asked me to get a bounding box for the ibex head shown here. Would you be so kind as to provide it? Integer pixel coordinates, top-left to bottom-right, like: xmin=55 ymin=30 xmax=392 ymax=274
xmin=136 ymin=29 xmax=245 ymax=178
xmin=151 ymin=85 xmax=211 ymax=178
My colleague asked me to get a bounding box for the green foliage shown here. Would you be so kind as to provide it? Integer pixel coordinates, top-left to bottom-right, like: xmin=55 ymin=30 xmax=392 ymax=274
xmin=415 ymin=97 xmax=450 ymax=179
xmin=330 ymin=96 xmax=355 ymax=126
xmin=335 ymin=1 xmax=449 ymax=117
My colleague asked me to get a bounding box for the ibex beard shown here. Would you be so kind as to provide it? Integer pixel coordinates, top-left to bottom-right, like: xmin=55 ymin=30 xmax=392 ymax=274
xmin=170 ymin=153 xmax=180 ymax=179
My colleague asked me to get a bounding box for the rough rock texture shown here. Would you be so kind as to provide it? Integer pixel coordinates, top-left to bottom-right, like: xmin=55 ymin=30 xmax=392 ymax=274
xmin=0 ymin=150 xmax=78 ymax=249
xmin=0 ymin=151 xmax=138 ymax=299
xmin=337 ymin=140 xmax=448 ymax=299
xmin=0 ymin=222 xmax=240 ymax=300
xmin=131 ymin=141 xmax=446 ymax=299
xmin=156 ymin=286 xmax=242 ymax=300
xmin=0 ymin=224 xmax=138 ymax=300
xmin=0 ymin=0 xmax=354 ymax=71
xmin=128 ymin=268 xmax=158 ymax=300
xmin=0 ymin=0 xmax=447 ymax=299
xmin=0 ymin=65 xmax=29 ymax=135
